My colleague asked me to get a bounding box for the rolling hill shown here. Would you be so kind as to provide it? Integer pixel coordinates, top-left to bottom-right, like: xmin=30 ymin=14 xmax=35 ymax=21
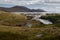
xmin=0 ymin=6 xmax=46 ymax=12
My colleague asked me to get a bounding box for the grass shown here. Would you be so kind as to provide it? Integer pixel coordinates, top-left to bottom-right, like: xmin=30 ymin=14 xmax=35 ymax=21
xmin=40 ymin=14 xmax=60 ymax=27
xmin=0 ymin=32 xmax=28 ymax=40
xmin=0 ymin=12 xmax=27 ymax=26
xmin=0 ymin=11 xmax=48 ymax=27
xmin=0 ymin=11 xmax=60 ymax=40
xmin=0 ymin=25 xmax=60 ymax=40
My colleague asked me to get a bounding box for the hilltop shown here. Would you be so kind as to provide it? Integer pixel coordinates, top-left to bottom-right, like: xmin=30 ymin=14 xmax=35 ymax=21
xmin=0 ymin=6 xmax=45 ymax=12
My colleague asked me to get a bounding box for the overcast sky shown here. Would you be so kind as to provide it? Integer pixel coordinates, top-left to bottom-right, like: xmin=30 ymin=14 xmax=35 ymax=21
xmin=0 ymin=0 xmax=60 ymax=13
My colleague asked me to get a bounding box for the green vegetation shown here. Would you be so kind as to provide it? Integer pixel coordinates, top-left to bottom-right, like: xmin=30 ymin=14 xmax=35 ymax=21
xmin=0 ymin=26 xmax=60 ymax=40
xmin=41 ymin=14 xmax=60 ymax=27
xmin=0 ymin=12 xmax=27 ymax=26
xmin=0 ymin=11 xmax=47 ymax=27
xmin=0 ymin=32 xmax=28 ymax=40
xmin=0 ymin=11 xmax=60 ymax=40
xmin=41 ymin=14 xmax=60 ymax=23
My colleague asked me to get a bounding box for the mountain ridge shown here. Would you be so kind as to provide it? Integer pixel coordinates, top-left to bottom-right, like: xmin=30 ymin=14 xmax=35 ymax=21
xmin=0 ymin=6 xmax=46 ymax=12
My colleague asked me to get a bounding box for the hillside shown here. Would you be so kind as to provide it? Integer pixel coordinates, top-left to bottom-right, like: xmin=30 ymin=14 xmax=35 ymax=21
xmin=0 ymin=11 xmax=60 ymax=27
xmin=0 ymin=6 xmax=45 ymax=12
xmin=0 ymin=11 xmax=60 ymax=40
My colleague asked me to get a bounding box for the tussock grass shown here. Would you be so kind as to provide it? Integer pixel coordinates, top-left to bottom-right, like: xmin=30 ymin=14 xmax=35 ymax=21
xmin=0 ymin=26 xmax=60 ymax=40
xmin=0 ymin=12 xmax=27 ymax=26
xmin=0 ymin=11 xmax=60 ymax=40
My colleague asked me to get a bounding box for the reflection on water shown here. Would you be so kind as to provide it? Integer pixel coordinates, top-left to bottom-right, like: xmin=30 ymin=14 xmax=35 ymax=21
xmin=32 ymin=15 xmax=53 ymax=24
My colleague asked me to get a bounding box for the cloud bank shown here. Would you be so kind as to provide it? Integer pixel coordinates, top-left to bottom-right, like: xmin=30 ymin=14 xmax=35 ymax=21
xmin=0 ymin=0 xmax=60 ymax=5
xmin=0 ymin=0 xmax=60 ymax=12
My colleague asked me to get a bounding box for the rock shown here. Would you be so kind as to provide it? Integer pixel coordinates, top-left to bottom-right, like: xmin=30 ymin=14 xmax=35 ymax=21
xmin=36 ymin=34 xmax=44 ymax=38
xmin=25 ymin=22 xmax=32 ymax=28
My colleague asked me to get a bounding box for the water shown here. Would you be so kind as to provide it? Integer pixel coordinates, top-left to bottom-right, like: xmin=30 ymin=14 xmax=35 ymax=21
xmin=36 ymin=19 xmax=53 ymax=24
xmin=12 ymin=12 xmax=60 ymax=14
xmin=12 ymin=12 xmax=54 ymax=24
xmin=32 ymin=15 xmax=53 ymax=24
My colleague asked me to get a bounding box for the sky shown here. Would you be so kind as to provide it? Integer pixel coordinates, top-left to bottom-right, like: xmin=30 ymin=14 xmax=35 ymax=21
xmin=0 ymin=0 xmax=60 ymax=13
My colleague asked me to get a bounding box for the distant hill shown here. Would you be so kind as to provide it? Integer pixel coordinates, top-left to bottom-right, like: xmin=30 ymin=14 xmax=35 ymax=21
xmin=0 ymin=6 xmax=46 ymax=12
